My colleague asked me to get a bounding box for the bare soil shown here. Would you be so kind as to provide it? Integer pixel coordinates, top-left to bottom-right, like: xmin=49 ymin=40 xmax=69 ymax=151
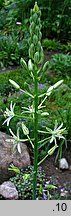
xmin=41 ymin=149 xmax=71 ymax=199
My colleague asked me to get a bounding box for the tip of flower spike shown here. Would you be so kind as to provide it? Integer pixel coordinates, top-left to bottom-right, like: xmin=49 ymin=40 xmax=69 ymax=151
xmin=33 ymin=2 xmax=39 ymax=12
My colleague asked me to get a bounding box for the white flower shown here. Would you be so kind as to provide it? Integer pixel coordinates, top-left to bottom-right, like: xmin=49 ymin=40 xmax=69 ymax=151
xmin=46 ymin=120 xmax=66 ymax=145
xmin=6 ymin=128 xmax=21 ymax=154
xmin=3 ymin=101 xmax=15 ymax=126
xmin=16 ymin=22 xmax=21 ymax=25
xmin=22 ymin=104 xmax=35 ymax=119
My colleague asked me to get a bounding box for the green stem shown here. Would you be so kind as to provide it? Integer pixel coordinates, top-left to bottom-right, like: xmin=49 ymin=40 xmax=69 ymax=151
xmin=33 ymin=65 xmax=38 ymax=200
xmin=38 ymin=153 xmax=49 ymax=166
xmin=38 ymin=95 xmax=47 ymax=109
xmin=27 ymin=134 xmax=34 ymax=149
xmin=20 ymin=88 xmax=34 ymax=98
xmin=15 ymin=114 xmax=32 ymax=119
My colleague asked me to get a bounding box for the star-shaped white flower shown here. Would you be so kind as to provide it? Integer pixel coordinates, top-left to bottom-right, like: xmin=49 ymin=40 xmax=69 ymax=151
xmin=3 ymin=101 xmax=15 ymax=126
xmin=46 ymin=120 xmax=66 ymax=145
xmin=6 ymin=128 xmax=21 ymax=154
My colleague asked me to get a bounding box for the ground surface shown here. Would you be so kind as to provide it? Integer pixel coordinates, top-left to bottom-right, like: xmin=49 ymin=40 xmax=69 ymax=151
xmin=42 ymin=149 xmax=71 ymax=199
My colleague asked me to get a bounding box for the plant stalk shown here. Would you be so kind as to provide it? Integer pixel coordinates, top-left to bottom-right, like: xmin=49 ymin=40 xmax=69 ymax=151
xmin=33 ymin=65 xmax=38 ymax=200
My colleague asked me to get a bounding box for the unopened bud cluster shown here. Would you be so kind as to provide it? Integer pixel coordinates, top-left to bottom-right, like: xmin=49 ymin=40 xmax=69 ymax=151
xmin=29 ymin=2 xmax=44 ymax=64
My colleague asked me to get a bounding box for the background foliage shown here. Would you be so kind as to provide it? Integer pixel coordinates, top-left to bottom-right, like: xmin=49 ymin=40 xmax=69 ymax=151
xmin=0 ymin=0 xmax=71 ymax=68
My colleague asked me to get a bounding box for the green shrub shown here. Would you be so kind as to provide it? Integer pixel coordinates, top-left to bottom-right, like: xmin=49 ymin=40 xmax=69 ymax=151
xmin=0 ymin=67 xmax=33 ymax=93
xmin=0 ymin=34 xmax=28 ymax=68
xmin=48 ymin=53 xmax=71 ymax=76
xmin=42 ymin=39 xmax=61 ymax=51
xmin=61 ymin=42 xmax=71 ymax=54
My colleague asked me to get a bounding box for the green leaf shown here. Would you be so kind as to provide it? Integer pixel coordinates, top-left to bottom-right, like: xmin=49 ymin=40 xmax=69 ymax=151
xmin=23 ymin=174 xmax=30 ymax=180
xmin=8 ymin=165 xmax=20 ymax=174
xmin=46 ymin=184 xmax=57 ymax=190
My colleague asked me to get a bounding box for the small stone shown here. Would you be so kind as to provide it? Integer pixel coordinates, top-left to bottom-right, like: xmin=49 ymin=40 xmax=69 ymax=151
xmin=60 ymin=190 xmax=68 ymax=197
xmin=0 ymin=181 xmax=18 ymax=200
xmin=59 ymin=158 xmax=69 ymax=170
xmin=60 ymin=192 xmax=65 ymax=197
xmin=69 ymin=165 xmax=71 ymax=170
xmin=56 ymin=167 xmax=58 ymax=170
xmin=0 ymin=131 xmax=31 ymax=183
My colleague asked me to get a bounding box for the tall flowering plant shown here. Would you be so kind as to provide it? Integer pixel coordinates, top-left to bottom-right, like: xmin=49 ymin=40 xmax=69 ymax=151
xmin=3 ymin=2 xmax=66 ymax=200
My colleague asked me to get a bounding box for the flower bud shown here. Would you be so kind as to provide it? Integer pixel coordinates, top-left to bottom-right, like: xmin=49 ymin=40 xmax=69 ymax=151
xmin=30 ymin=9 xmax=34 ymax=16
xmin=22 ymin=122 xmax=29 ymax=135
xmin=30 ymin=22 xmax=35 ymax=32
xmin=29 ymin=3 xmax=43 ymax=64
xmin=48 ymin=144 xmax=58 ymax=156
xmin=37 ymin=10 xmax=41 ymax=17
xmin=33 ymin=35 xmax=38 ymax=45
xmin=33 ymin=13 xmax=38 ymax=23
xmin=30 ymin=27 xmax=33 ymax=36
xmin=9 ymin=79 xmax=20 ymax=90
xmin=53 ymin=80 xmax=63 ymax=89
xmin=37 ymin=17 xmax=41 ymax=25
xmin=36 ymin=41 xmax=41 ymax=52
xmin=33 ymin=2 xmax=39 ymax=12
xmin=29 ymin=43 xmax=34 ymax=59
xmin=39 ymin=47 xmax=44 ymax=63
xmin=28 ymin=37 xmax=32 ymax=46
xmin=28 ymin=59 xmax=33 ymax=71
xmin=30 ymin=16 xmax=32 ymax=23
xmin=39 ymin=32 xmax=42 ymax=40
xmin=20 ymin=58 xmax=28 ymax=71
xmin=34 ymin=52 xmax=39 ymax=64
xmin=43 ymin=61 xmax=49 ymax=73
xmin=35 ymin=26 xmax=40 ymax=37
xmin=41 ymin=112 xmax=49 ymax=116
